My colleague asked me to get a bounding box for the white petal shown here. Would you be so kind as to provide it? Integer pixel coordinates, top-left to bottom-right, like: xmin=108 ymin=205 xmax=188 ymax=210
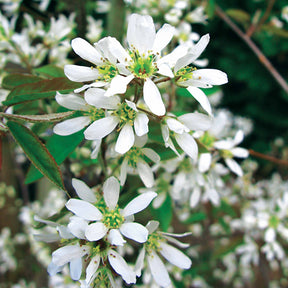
xmin=174 ymin=34 xmax=210 ymax=72
xmin=134 ymin=113 xmax=149 ymax=136
xmin=74 ymin=81 xmax=107 ymax=93
xmin=159 ymin=242 xmax=192 ymax=269
xmin=192 ymin=69 xmax=228 ymax=86
xmin=147 ymin=251 xmax=171 ymax=287
xmin=178 ymin=113 xmax=212 ymax=131
xmin=135 ymin=248 xmax=145 ymax=277
xmin=198 ymin=153 xmax=212 ymax=173
xmin=91 ymin=139 xmax=102 ymax=159
xmin=157 ymin=63 xmax=174 ymax=78
xmin=56 ymin=92 xmax=88 ymax=111
xmin=233 ymin=130 xmax=244 ymax=145
xmin=167 ymin=118 xmax=188 ymax=134
xmin=127 ymin=14 xmax=155 ymax=54
xmin=125 ymin=100 xmax=138 ymax=111
xmin=47 ymin=261 xmax=63 ymax=276
xmin=108 ymin=229 xmax=126 ymax=246
xmin=115 ymin=124 xmax=135 ymax=154
xmin=120 ymin=158 xmax=128 ymax=186
xmin=190 ymin=186 xmax=201 ymax=208
xmin=53 ymin=116 xmax=90 ymax=136
xmin=66 ymin=199 xmax=102 ymax=221
xmin=231 ymin=147 xmax=249 ymax=158
xmin=71 ymin=37 xmax=102 ymax=65
xmin=146 ymin=220 xmax=159 ymax=233
xmin=207 ymin=188 xmax=220 ymax=206
xmin=64 ymin=65 xmax=100 ymax=82
xmin=52 ymin=245 xmax=89 ymax=266
xmin=175 ymin=132 xmax=198 ymax=161
xmin=153 ymin=23 xmax=175 ymax=53
xmin=119 ymin=222 xmax=148 ymax=243
xmin=214 ymin=140 xmax=234 ymax=150
xmin=186 ymin=86 xmax=212 ymax=115
xmin=103 ymin=176 xmax=120 ymax=210
xmin=84 ymin=116 xmax=119 ymax=140
xmin=86 ymin=255 xmax=100 ymax=284
xmin=68 ymin=217 xmax=88 ymax=239
xmin=225 ymin=158 xmax=243 ymax=177
xmin=143 ymin=78 xmax=165 ymax=116
xmin=123 ymin=191 xmax=157 ymax=217
xmin=85 ymin=88 xmax=120 ymax=109
xmin=108 ymin=249 xmax=136 ymax=284
xmin=105 ymin=74 xmax=134 ymax=96
xmin=265 ymin=228 xmax=276 ymax=243
xmin=142 ymin=148 xmax=160 ymax=163
xmin=72 ymin=178 xmax=96 ymax=202
xmin=137 ymin=158 xmax=154 ymax=188
xmin=85 ymin=222 xmax=108 ymax=241
xmin=107 ymin=37 xmax=132 ymax=63
xmin=70 ymin=257 xmax=82 ymax=280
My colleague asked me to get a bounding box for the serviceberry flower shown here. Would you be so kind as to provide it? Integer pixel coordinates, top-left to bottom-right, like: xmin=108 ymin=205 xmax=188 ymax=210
xmin=66 ymin=177 xmax=157 ymax=246
xmin=53 ymin=91 xmax=105 ymax=136
xmin=64 ymin=36 xmax=121 ymax=92
xmin=48 ymin=243 xmax=90 ymax=281
xmin=159 ymin=33 xmax=228 ymax=115
xmin=161 ymin=112 xmax=212 ymax=160
xmin=135 ymin=221 xmax=192 ymax=287
xmin=83 ymin=88 xmax=149 ymax=154
xmin=214 ymin=130 xmax=249 ymax=177
xmin=119 ymin=135 xmax=160 ymax=188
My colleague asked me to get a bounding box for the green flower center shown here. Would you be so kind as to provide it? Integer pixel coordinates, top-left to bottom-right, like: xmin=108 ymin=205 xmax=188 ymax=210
xmin=144 ymin=232 xmax=164 ymax=254
xmin=199 ymin=132 xmax=215 ymax=149
xmin=175 ymin=66 xmax=196 ymax=82
xmin=128 ymin=50 xmax=157 ymax=79
xmin=102 ymin=206 xmax=124 ymax=229
xmin=97 ymin=63 xmax=117 ymax=81
xmin=179 ymin=157 xmax=192 ymax=172
xmin=269 ymin=215 xmax=280 ymax=229
xmin=86 ymin=107 xmax=105 ymax=122
xmin=113 ymin=102 xmax=137 ymax=129
xmin=220 ymin=149 xmax=233 ymax=159
xmin=125 ymin=146 xmax=143 ymax=168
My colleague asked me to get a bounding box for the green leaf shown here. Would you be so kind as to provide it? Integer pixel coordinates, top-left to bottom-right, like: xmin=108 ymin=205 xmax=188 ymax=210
xmin=150 ymin=194 xmax=173 ymax=232
xmin=226 ymin=9 xmax=251 ymax=25
xmin=3 ymin=77 xmax=81 ymax=106
xmin=182 ymin=212 xmax=206 ymax=224
xmin=33 ymin=65 xmax=65 ymax=78
xmin=6 ymin=120 xmax=65 ymax=190
xmin=2 ymin=74 xmax=43 ymax=90
xmin=25 ymin=130 xmax=84 ymax=184
xmin=0 ymin=111 xmax=75 ymax=123
xmin=206 ymin=0 xmax=215 ymax=18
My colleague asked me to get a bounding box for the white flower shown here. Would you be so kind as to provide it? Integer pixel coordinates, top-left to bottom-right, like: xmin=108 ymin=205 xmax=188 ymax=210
xmin=105 ymin=13 xmax=175 ymax=116
xmin=64 ymin=36 xmax=121 ymax=92
xmin=161 ymin=112 xmax=212 ymax=160
xmin=48 ymin=244 xmax=90 ymax=281
xmin=66 ymin=177 xmax=157 ymax=246
xmin=83 ymin=89 xmax=149 ymax=154
xmin=214 ymin=130 xmax=249 ymax=177
xmin=159 ymin=33 xmax=228 ymax=115
xmin=135 ymin=221 xmax=192 ymax=287
xmin=53 ymin=91 xmax=106 ymax=136
xmin=119 ymin=135 xmax=160 ymax=188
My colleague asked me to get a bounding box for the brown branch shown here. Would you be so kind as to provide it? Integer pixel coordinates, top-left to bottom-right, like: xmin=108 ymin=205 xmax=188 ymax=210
xmin=246 ymin=0 xmax=276 ymax=37
xmin=215 ymin=5 xmax=288 ymax=94
xmin=249 ymin=149 xmax=288 ymax=166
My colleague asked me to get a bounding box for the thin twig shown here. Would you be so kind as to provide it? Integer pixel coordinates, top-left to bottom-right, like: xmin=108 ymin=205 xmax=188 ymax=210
xmin=246 ymin=0 xmax=276 ymax=37
xmin=249 ymin=149 xmax=288 ymax=166
xmin=215 ymin=5 xmax=288 ymax=94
